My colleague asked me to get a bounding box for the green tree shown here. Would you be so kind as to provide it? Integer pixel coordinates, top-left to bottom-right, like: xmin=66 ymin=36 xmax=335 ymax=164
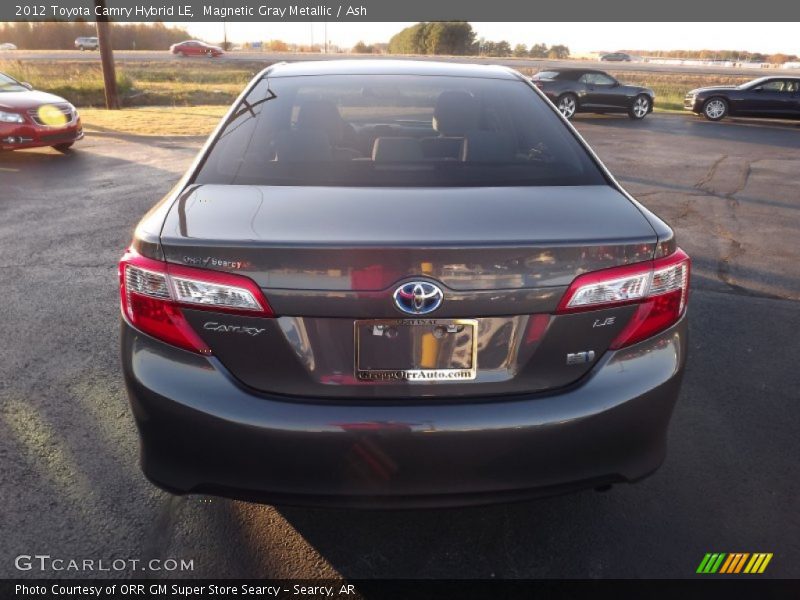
xmin=388 ymin=22 xmax=475 ymax=56
xmin=352 ymin=41 xmax=374 ymax=54
xmin=490 ymin=40 xmax=512 ymax=56
xmin=529 ymin=43 xmax=548 ymax=58
xmin=388 ymin=22 xmax=428 ymax=54
xmin=513 ymin=43 xmax=528 ymax=57
xmin=547 ymin=44 xmax=570 ymax=59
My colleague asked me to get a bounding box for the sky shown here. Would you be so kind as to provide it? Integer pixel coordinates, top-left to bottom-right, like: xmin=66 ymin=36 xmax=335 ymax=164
xmin=169 ymin=22 xmax=800 ymax=55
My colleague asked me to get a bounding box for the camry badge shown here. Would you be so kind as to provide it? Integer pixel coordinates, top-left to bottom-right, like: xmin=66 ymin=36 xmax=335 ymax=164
xmin=393 ymin=281 xmax=444 ymax=315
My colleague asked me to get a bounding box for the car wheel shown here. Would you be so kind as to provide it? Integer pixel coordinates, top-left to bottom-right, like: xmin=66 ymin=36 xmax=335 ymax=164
xmin=52 ymin=143 xmax=74 ymax=153
xmin=78 ymin=45 xmax=85 ymax=51
xmin=206 ymin=50 xmax=213 ymax=57
xmin=178 ymin=51 xmax=186 ymax=57
xmin=556 ymin=93 xmax=578 ymax=119
xmin=703 ymin=97 xmax=728 ymax=121
xmin=629 ymin=94 xmax=651 ymax=120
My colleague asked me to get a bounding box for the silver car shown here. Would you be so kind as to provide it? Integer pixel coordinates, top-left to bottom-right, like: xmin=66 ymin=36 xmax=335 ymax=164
xmin=74 ymin=36 xmax=99 ymax=51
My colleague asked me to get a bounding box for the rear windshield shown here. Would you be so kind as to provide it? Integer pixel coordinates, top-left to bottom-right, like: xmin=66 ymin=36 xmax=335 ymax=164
xmin=193 ymin=74 xmax=606 ymax=187
xmin=533 ymin=71 xmax=562 ymax=80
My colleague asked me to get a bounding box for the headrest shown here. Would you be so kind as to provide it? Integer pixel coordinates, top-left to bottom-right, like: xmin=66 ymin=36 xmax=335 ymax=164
xmin=372 ymin=137 xmax=423 ymax=162
xmin=297 ymin=99 xmax=345 ymax=143
xmin=432 ymin=90 xmax=480 ymax=136
xmin=273 ymin=129 xmax=332 ymax=161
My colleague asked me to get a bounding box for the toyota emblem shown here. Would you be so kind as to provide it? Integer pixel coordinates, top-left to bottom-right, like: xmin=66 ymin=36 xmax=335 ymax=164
xmin=393 ymin=281 xmax=444 ymax=315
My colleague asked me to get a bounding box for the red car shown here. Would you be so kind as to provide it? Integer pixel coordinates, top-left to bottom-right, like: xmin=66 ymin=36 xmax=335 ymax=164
xmin=170 ymin=40 xmax=224 ymax=58
xmin=0 ymin=72 xmax=83 ymax=152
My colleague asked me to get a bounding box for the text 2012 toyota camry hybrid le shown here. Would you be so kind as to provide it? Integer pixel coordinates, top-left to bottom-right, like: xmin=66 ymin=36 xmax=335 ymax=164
xmin=120 ymin=60 xmax=690 ymax=507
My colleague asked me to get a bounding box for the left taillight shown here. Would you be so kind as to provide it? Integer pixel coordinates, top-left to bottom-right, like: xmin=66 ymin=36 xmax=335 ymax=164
xmin=556 ymin=248 xmax=690 ymax=349
xmin=119 ymin=248 xmax=273 ymax=354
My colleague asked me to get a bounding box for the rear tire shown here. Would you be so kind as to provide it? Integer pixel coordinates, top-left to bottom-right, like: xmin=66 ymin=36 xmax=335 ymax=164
xmin=556 ymin=93 xmax=578 ymax=120
xmin=52 ymin=143 xmax=74 ymax=153
xmin=628 ymin=94 xmax=651 ymax=120
xmin=703 ymin=97 xmax=728 ymax=121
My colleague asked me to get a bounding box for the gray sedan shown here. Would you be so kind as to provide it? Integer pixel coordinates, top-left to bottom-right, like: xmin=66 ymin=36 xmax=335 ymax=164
xmin=120 ymin=60 xmax=690 ymax=507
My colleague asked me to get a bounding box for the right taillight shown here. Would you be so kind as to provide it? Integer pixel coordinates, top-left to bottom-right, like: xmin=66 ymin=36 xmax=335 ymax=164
xmin=556 ymin=248 xmax=690 ymax=349
xmin=119 ymin=248 xmax=273 ymax=354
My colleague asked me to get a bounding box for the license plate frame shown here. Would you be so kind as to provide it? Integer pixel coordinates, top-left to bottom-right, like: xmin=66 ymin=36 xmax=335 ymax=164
xmin=354 ymin=318 xmax=478 ymax=382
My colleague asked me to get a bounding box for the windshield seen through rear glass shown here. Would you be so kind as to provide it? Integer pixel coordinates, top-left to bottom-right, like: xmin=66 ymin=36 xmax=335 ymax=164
xmin=193 ymin=74 xmax=606 ymax=187
xmin=0 ymin=73 xmax=26 ymax=92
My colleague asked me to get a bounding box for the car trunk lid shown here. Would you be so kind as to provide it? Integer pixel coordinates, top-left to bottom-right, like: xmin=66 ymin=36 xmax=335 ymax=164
xmin=161 ymin=184 xmax=658 ymax=399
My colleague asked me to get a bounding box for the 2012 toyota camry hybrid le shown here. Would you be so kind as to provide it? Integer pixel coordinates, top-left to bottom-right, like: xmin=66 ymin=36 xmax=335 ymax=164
xmin=120 ymin=60 xmax=690 ymax=507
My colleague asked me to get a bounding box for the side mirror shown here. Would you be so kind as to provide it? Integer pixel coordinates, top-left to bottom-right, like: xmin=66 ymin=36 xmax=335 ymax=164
xmin=21 ymin=82 xmax=33 ymax=90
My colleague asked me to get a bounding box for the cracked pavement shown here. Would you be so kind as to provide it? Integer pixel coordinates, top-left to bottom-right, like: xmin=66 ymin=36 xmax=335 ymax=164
xmin=578 ymin=113 xmax=800 ymax=301
xmin=0 ymin=113 xmax=798 ymax=579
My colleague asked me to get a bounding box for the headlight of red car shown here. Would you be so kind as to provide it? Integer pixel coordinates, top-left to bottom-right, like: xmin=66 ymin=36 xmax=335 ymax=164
xmin=0 ymin=110 xmax=25 ymax=124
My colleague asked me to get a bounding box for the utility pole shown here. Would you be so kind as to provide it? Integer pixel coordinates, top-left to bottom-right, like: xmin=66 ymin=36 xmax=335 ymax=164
xmin=94 ymin=0 xmax=119 ymax=109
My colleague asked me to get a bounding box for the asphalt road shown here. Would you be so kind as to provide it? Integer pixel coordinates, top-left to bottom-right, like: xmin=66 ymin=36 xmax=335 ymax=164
xmin=0 ymin=113 xmax=798 ymax=579
xmin=5 ymin=49 xmax=797 ymax=77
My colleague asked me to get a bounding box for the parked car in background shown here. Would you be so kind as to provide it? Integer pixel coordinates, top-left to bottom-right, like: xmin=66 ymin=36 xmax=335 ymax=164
xmin=170 ymin=40 xmax=224 ymax=57
xmin=74 ymin=36 xmax=99 ymax=51
xmin=0 ymin=43 xmax=17 ymax=51
xmin=0 ymin=71 xmax=82 ymax=152
xmin=120 ymin=60 xmax=690 ymax=508
xmin=600 ymin=52 xmax=632 ymax=62
xmin=532 ymin=68 xmax=655 ymax=120
xmin=685 ymin=76 xmax=800 ymax=120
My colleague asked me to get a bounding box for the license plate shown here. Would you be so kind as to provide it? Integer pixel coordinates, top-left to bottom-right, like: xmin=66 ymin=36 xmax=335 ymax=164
xmin=355 ymin=319 xmax=478 ymax=382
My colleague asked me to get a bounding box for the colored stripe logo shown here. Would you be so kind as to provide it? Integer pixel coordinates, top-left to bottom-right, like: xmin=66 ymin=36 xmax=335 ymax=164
xmin=697 ymin=553 xmax=773 ymax=574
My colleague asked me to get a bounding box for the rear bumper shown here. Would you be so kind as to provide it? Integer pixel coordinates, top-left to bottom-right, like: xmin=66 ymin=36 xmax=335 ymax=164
xmin=122 ymin=316 xmax=687 ymax=508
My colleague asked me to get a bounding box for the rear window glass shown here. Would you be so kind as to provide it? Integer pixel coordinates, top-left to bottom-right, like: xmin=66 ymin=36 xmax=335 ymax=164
xmin=533 ymin=71 xmax=561 ymax=80
xmin=193 ymin=74 xmax=605 ymax=187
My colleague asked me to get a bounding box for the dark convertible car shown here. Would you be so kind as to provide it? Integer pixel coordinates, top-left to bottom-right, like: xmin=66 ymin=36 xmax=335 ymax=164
xmin=685 ymin=76 xmax=800 ymax=121
xmin=120 ymin=60 xmax=689 ymax=507
xmin=532 ymin=68 xmax=654 ymax=120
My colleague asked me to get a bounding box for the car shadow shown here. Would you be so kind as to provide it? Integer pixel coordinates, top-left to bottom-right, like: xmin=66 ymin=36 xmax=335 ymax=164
xmin=0 ymin=144 xmax=197 ymax=578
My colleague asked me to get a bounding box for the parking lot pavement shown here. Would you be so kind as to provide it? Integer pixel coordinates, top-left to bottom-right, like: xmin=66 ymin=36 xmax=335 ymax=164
xmin=575 ymin=113 xmax=800 ymax=302
xmin=0 ymin=114 xmax=798 ymax=579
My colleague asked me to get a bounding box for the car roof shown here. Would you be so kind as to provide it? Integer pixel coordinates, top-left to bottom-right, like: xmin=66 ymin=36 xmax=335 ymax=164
xmin=747 ymin=75 xmax=800 ymax=84
xmin=265 ymin=60 xmax=521 ymax=80
xmin=545 ymin=68 xmax=609 ymax=75
xmin=536 ymin=68 xmax=611 ymax=79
